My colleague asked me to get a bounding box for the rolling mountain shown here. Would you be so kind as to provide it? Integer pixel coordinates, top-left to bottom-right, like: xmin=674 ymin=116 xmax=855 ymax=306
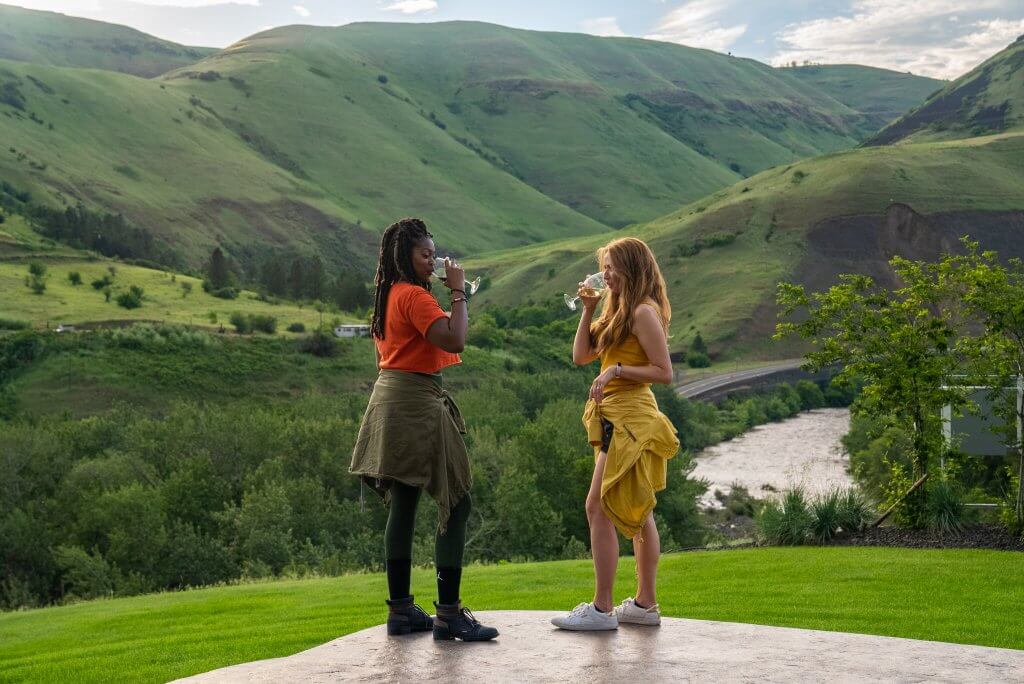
xmin=867 ymin=34 xmax=1024 ymax=145
xmin=470 ymin=38 xmax=1024 ymax=359
xmin=0 ymin=10 xmax=940 ymax=274
xmin=786 ymin=64 xmax=945 ymax=133
xmin=0 ymin=4 xmax=214 ymax=77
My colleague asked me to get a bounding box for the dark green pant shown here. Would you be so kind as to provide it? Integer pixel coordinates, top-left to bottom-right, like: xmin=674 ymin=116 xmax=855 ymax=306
xmin=385 ymin=480 xmax=471 ymax=567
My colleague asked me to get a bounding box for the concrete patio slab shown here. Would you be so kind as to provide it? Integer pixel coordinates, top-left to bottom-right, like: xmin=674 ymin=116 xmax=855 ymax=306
xmin=175 ymin=611 xmax=1024 ymax=683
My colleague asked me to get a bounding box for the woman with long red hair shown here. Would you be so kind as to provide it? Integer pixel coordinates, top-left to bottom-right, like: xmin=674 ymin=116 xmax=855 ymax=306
xmin=552 ymin=237 xmax=680 ymax=631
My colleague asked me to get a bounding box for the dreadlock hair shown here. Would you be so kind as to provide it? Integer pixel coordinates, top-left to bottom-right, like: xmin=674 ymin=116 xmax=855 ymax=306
xmin=370 ymin=217 xmax=433 ymax=340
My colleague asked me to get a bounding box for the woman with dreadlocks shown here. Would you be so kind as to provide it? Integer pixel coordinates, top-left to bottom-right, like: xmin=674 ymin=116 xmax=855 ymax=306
xmin=349 ymin=217 xmax=498 ymax=642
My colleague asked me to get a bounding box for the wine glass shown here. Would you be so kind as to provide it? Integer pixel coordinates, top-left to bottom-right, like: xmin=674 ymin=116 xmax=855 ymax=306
xmin=564 ymin=271 xmax=606 ymax=311
xmin=433 ymin=257 xmax=482 ymax=296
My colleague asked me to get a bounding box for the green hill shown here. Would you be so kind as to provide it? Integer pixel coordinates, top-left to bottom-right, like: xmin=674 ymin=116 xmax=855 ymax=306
xmin=0 ymin=4 xmax=214 ymax=77
xmin=786 ymin=64 xmax=945 ymax=132
xmin=468 ymin=37 xmax=1024 ymax=360
xmin=0 ymin=14 xmax=941 ymax=275
xmin=469 ymin=131 xmax=1024 ymax=359
xmin=867 ymin=35 xmax=1024 ymax=145
xmin=1 ymin=548 xmax=1021 ymax=682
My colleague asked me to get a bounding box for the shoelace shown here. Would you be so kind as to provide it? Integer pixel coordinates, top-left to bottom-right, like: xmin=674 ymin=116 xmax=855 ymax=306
xmin=569 ymin=602 xmax=591 ymax=617
xmin=460 ymin=607 xmax=479 ymax=625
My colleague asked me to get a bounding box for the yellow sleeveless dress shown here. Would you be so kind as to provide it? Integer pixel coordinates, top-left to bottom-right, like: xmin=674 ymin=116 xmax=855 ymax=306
xmin=582 ymin=333 xmax=680 ymax=539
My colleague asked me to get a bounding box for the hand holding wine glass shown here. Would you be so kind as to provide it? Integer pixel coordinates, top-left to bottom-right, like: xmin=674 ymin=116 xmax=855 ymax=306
xmin=564 ymin=271 xmax=606 ymax=311
xmin=436 ymin=257 xmax=465 ymax=293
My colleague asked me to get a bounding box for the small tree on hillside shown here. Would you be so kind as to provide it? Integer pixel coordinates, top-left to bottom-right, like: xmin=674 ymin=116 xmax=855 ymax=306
xmin=692 ymin=331 xmax=708 ymax=355
xmin=25 ymin=262 xmax=47 ymax=294
xmin=288 ymin=258 xmax=304 ymax=301
xmin=205 ymin=247 xmax=230 ymax=291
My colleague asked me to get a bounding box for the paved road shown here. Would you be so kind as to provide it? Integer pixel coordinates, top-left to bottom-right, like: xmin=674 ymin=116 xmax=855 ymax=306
xmin=676 ymin=359 xmax=806 ymax=399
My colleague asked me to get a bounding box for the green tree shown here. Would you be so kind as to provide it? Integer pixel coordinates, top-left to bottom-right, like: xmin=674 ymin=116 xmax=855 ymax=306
xmin=306 ymin=256 xmax=327 ymax=301
xmin=692 ymin=331 xmax=708 ymax=355
xmin=943 ymin=240 xmax=1024 ymax=528
xmin=206 ymin=247 xmax=230 ymax=291
xmin=288 ymin=258 xmax=304 ymax=301
xmin=776 ymin=257 xmax=968 ymax=523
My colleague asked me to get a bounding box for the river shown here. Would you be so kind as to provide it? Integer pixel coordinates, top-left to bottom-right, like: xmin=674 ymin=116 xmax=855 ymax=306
xmin=692 ymin=407 xmax=853 ymax=508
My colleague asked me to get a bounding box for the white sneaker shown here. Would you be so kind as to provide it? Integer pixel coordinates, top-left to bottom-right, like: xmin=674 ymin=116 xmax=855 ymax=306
xmin=614 ymin=597 xmax=661 ymax=626
xmin=550 ymin=602 xmax=618 ymax=631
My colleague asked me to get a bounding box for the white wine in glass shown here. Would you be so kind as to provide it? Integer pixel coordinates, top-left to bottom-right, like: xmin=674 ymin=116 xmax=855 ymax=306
xmin=433 ymin=257 xmax=482 ymax=295
xmin=564 ymin=272 xmax=606 ymax=311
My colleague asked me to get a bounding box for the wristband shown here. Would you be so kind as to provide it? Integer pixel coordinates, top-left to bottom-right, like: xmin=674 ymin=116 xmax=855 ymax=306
xmin=615 ymin=362 xmax=622 ymax=378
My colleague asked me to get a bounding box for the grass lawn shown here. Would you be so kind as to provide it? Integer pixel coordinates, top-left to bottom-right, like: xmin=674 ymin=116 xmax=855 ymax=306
xmin=1 ymin=547 xmax=1021 ymax=682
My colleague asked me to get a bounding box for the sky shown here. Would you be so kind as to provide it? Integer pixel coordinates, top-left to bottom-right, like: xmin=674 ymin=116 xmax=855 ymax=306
xmin=8 ymin=0 xmax=1024 ymax=79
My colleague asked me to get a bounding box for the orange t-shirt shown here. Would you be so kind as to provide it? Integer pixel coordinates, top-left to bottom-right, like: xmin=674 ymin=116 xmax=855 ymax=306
xmin=376 ymin=282 xmax=461 ymax=373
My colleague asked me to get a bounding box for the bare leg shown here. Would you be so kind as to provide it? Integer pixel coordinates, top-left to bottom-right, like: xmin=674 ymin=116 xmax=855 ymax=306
xmin=586 ymin=450 xmax=618 ymax=613
xmin=632 ymin=513 xmax=660 ymax=607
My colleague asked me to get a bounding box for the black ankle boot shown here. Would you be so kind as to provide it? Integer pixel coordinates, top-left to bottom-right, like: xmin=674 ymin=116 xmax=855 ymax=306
xmin=386 ymin=596 xmax=433 ymax=636
xmin=433 ymin=601 xmax=499 ymax=641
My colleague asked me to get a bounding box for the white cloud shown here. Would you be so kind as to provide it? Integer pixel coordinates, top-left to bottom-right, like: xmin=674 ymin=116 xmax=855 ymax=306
xmin=772 ymin=0 xmax=1024 ymax=79
xmin=581 ymin=17 xmax=627 ymax=38
xmin=645 ymin=0 xmax=746 ymax=52
xmin=381 ymin=0 xmax=438 ymax=15
xmin=293 ymin=5 xmax=310 ymax=18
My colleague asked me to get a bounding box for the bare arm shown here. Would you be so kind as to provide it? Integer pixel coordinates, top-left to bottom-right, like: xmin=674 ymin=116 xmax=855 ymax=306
xmin=621 ymin=305 xmax=673 ymax=384
xmin=425 ymin=260 xmax=468 ymax=353
xmin=573 ymin=306 xmax=600 ymax=366
xmin=425 ymin=300 xmax=467 ymax=353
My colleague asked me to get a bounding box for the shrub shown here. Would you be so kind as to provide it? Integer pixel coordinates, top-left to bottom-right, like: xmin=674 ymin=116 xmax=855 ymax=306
xmin=91 ymin=275 xmax=112 ymax=290
xmin=210 ymin=287 xmax=238 ymax=300
xmin=0 ymin=317 xmax=29 ymax=331
xmin=757 ymin=489 xmax=813 ymax=545
xmin=377 ymin=74 xmax=388 ymax=84
xmin=299 ymin=330 xmax=336 ymax=357
xmin=250 ymin=314 xmax=277 ymax=334
xmin=68 ymin=271 xmax=82 ymax=286
xmin=180 ymin=281 xmax=193 ymax=298
xmin=287 ymin=322 xmax=306 ymax=333
xmin=795 ymin=379 xmax=825 ymax=410
xmin=229 ymin=312 xmax=251 ymax=334
xmin=686 ymin=351 xmax=711 ymax=368
xmin=810 ymin=489 xmax=841 ymax=542
xmin=927 ymin=479 xmax=964 ymax=536
xmin=116 ymin=285 xmax=144 ymax=309
xmin=836 ymin=488 xmax=872 ymax=533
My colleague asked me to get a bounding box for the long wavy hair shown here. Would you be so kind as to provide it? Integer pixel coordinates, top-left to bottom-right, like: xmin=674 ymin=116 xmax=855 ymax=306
xmin=370 ymin=217 xmax=433 ymax=340
xmin=589 ymin=237 xmax=671 ymax=353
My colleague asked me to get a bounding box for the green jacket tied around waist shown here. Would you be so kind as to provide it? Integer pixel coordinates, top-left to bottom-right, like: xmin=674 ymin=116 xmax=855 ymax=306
xmin=349 ymin=369 xmax=471 ymax=532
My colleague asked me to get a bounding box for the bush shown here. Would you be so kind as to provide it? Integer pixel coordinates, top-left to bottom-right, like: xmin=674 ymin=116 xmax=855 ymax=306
xmin=287 ymin=322 xmax=305 ymax=333
xmin=836 ymin=488 xmax=872 ymax=533
xmin=299 ymin=330 xmax=336 ymax=357
xmin=757 ymin=489 xmax=813 ymax=545
xmin=0 ymin=317 xmax=29 ymax=331
xmin=686 ymin=351 xmax=711 ymax=368
xmin=91 ymin=275 xmax=112 ymax=290
xmin=229 ymin=312 xmax=251 ymax=334
xmin=68 ymin=271 xmax=82 ymax=286
xmin=377 ymin=74 xmax=388 ymax=84
xmin=210 ymin=287 xmax=238 ymax=300
xmin=795 ymin=380 xmax=825 ymax=410
xmin=927 ymin=479 xmax=964 ymax=536
xmin=810 ymin=489 xmax=841 ymax=542
xmin=116 ymin=285 xmax=144 ymax=309
xmin=250 ymin=314 xmax=277 ymax=334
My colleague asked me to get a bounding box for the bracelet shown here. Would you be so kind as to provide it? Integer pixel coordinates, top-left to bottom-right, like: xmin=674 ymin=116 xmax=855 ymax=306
xmin=615 ymin=362 xmax=621 ymax=378
xmin=451 ymin=288 xmax=467 ymax=297
xmin=452 ymin=297 xmax=468 ymax=304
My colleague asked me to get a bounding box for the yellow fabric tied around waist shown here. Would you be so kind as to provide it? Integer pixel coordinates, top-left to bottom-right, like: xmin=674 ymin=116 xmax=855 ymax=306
xmin=583 ymin=385 xmax=680 ymax=540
